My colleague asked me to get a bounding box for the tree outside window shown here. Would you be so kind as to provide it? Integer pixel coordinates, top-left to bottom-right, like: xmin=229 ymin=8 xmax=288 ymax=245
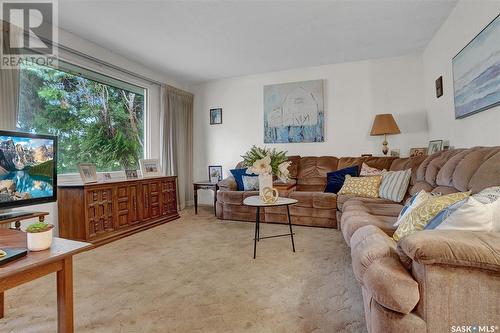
xmin=18 ymin=62 xmax=145 ymax=174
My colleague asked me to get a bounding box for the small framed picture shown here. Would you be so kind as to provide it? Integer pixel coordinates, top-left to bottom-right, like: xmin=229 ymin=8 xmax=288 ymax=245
xmin=409 ymin=147 xmax=427 ymax=157
xmin=210 ymin=108 xmax=222 ymax=125
xmin=125 ymin=169 xmax=138 ymax=179
xmin=208 ymin=165 xmax=223 ymax=183
xmin=427 ymin=140 xmax=443 ymax=155
xmin=390 ymin=149 xmax=400 ymax=157
xmin=435 ymin=76 xmax=443 ymax=98
xmin=140 ymin=159 xmax=161 ymax=178
xmin=77 ymin=163 xmax=98 ymax=184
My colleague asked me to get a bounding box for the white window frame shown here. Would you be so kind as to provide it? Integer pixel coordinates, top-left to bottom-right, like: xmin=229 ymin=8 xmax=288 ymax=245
xmin=18 ymin=54 xmax=154 ymax=183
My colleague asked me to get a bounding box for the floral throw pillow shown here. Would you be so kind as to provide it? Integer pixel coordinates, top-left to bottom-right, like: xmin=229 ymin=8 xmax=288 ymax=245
xmin=360 ymin=163 xmax=386 ymax=176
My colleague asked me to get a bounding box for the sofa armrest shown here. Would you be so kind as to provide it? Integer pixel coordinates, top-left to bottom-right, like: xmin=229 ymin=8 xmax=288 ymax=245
xmin=218 ymin=177 xmax=237 ymax=191
xmin=397 ymin=230 xmax=500 ymax=272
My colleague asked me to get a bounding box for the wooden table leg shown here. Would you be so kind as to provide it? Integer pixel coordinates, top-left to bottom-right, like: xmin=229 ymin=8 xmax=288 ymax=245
xmin=57 ymin=257 xmax=74 ymax=333
xmin=0 ymin=292 xmax=4 ymax=319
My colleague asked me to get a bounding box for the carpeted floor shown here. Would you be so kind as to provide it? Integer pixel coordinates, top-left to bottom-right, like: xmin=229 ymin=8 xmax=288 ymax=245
xmin=1 ymin=207 xmax=366 ymax=333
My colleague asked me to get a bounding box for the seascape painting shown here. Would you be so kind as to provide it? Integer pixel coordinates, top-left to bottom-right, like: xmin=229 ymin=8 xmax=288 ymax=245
xmin=264 ymin=79 xmax=324 ymax=143
xmin=453 ymin=14 xmax=500 ymax=119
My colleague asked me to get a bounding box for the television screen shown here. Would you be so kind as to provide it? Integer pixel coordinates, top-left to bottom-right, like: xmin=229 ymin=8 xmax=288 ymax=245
xmin=0 ymin=131 xmax=57 ymax=209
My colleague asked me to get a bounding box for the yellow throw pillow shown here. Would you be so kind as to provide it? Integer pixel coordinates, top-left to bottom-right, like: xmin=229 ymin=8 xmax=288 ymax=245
xmin=338 ymin=175 xmax=382 ymax=198
xmin=393 ymin=191 xmax=471 ymax=241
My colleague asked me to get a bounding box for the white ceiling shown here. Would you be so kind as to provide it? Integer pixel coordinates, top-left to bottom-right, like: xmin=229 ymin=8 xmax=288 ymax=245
xmin=58 ymin=0 xmax=457 ymax=84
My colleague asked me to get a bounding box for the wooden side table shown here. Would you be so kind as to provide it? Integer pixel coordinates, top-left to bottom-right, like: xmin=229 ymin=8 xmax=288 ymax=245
xmin=0 ymin=229 xmax=92 ymax=332
xmin=193 ymin=181 xmax=219 ymax=215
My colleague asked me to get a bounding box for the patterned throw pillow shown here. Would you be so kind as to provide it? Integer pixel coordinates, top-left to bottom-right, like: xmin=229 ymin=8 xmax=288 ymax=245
xmin=338 ymin=175 xmax=382 ymax=198
xmin=379 ymin=169 xmax=412 ymax=203
xmin=424 ymin=199 xmax=467 ymax=230
xmin=426 ymin=186 xmax=500 ymax=231
xmin=393 ymin=191 xmax=471 ymax=241
xmin=393 ymin=190 xmax=430 ymax=227
xmin=230 ymin=168 xmax=256 ymax=191
xmin=242 ymin=175 xmax=259 ymax=191
xmin=359 ymin=163 xmax=386 ymax=176
xmin=472 ymin=186 xmax=500 ymax=204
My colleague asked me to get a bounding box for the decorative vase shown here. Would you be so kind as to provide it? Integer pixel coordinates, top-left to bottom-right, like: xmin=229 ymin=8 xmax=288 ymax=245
xmin=27 ymin=228 xmax=53 ymax=251
xmin=258 ymin=173 xmax=273 ymax=199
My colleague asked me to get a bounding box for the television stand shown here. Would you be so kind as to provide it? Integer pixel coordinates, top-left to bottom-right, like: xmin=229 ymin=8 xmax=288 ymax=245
xmin=0 ymin=211 xmax=49 ymax=230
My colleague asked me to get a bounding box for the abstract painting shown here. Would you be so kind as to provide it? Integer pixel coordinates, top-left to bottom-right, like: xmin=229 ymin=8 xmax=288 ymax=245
xmin=264 ymin=79 xmax=324 ymax=143
xmin=453 ymin=14 xmax=500 ymax=119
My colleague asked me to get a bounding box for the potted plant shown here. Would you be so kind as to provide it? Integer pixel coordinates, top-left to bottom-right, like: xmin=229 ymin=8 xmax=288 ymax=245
xmin=25 ymin=222 xmax=54 ymax=251
xmin=242 ymin=146 xmax=291 ymax=199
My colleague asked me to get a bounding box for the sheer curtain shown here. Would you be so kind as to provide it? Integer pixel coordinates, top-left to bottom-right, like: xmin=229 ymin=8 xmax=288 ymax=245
xmin=160 ymin=85 xmax=193 ymax=210
xmin=0 ymin=21 xmax=20 ymax=131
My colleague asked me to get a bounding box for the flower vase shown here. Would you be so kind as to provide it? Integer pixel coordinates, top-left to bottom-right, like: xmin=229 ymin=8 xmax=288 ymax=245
xmin=258 ymin=173 xmax=273 ymax=199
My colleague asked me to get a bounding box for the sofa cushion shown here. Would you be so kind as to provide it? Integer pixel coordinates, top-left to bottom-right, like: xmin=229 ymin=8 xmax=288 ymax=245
xmin=341 ymin=213 xmax=397 ymax=245
xmin=337 ymin=194 xmax=393 ymax=212
xmin=296 ymin=156 xmax=339 ymax=191
xmin=397 ymin=230 xmax=500 ymax=272
xmin=390 ymin=155 xmax=426 ymax=186
xmin=469 ymin=149 xmax=500 ymax=193
xmin=337 ymin=157 xmax=365 ymax=170
xmin=343 ymin=201 xmax=403 ymax=218
xmin=219 ymin=190 xmax=259 ymax=205
xmin=288 ymin=191 xmax=336 ymax=209
xmin=350 ymin=225 xmax=419 ymax=314
xmin=364 ymin=257 xmax=420 ymax=314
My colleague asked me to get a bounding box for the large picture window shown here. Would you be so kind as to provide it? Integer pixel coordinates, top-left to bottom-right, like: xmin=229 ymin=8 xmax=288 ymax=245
xmin=17 ymin=61 xmax=145 ymax=174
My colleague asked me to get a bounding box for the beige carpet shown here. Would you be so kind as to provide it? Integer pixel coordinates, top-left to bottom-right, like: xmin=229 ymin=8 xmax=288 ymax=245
xmin=1 ymin=207 xmax=366 ymax=333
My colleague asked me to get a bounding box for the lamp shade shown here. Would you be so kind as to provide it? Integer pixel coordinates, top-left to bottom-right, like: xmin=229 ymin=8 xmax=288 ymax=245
xmin=370 ymin=114 xmax=401 ymax=136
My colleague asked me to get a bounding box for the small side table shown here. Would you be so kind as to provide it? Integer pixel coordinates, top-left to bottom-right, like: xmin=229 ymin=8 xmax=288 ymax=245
xmin=243 ymin=196 xmax=298 ymax=259
xmin=193 ymin=181 xmax=219 ymax=215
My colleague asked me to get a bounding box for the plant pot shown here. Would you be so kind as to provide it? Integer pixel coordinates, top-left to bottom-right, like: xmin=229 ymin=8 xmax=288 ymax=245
xmin=258 ymin=173 xmax=273 ymax=199
xmin=27 ymin=228 xmax=53 ymax=251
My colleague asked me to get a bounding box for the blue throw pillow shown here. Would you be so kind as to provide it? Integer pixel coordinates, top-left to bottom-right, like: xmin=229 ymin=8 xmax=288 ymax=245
xmin=424 ymin=199 xmax=467 ymax=230
xmin=230 ymin=168 xmax=256 ymax=191
xmin=325 ymin=166 xmax=359 ymax=193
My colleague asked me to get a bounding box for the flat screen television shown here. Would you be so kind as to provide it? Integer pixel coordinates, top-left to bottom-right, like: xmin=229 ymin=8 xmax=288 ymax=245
xmin=0 ymin=130 xmax=57 ymax=210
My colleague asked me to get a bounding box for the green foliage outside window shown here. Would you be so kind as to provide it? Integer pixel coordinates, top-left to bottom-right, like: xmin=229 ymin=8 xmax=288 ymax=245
xmin=18 ymin=62 xmax=144 ymax=174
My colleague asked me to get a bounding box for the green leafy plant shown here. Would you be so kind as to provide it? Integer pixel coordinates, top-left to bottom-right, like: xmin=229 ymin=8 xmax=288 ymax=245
xmin=26 ymin=222 xmax=54 ymax=233
xmin=241 ymin=145 xmax=288 ymax=176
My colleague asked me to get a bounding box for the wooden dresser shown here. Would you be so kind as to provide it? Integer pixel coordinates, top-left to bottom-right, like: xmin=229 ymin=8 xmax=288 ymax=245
xmin=57 ymin=176 xmax=179 ymax=245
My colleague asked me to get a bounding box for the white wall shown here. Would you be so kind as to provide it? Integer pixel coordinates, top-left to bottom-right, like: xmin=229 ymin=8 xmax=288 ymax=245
xmin=11 ymin=27 xmax=187 ymax=233
xmin=191 ymin=54 xmax=428 ymax=204
xmin=423 ymin=1 xmax=500 ymax=148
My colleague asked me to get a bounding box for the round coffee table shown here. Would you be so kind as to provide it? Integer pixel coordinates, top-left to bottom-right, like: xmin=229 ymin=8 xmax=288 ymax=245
xmin=243 ymin=196 xmax=298 ymax=259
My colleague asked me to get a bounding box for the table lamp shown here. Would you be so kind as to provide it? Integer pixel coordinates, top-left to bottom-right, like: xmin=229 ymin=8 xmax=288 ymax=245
xmin=370 ymin=114 xmax=401 ymax=156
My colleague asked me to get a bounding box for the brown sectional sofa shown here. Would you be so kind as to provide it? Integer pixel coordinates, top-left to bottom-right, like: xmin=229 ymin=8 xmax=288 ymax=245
xmin=340 ymin=147 xmax=500 ymax=333
xmin=216 ymin=154 xmax=422 ymax=228
xmin=217 ymin=147 xmax=500 ymax=333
